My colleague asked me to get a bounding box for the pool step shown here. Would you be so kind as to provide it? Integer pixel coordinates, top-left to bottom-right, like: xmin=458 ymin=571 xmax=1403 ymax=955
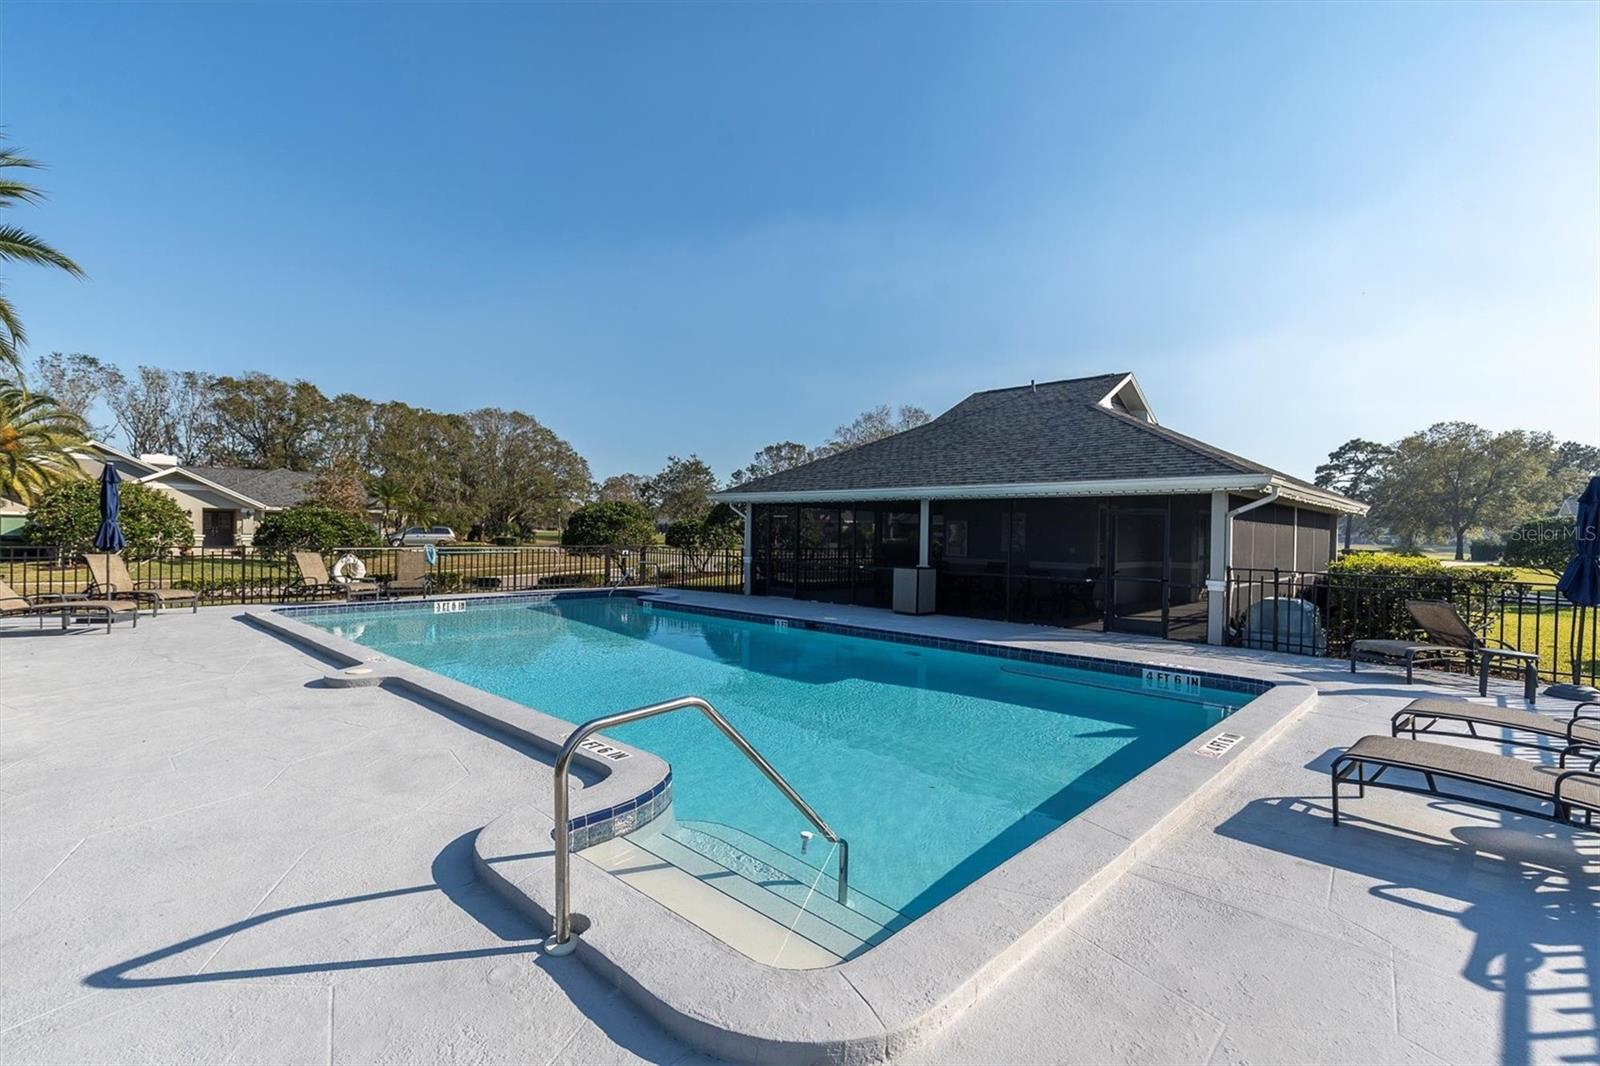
xmin=673 ymin=820 xmax=907 ymax=939
xmin=625 ymin=817 xmax=903 ymax=960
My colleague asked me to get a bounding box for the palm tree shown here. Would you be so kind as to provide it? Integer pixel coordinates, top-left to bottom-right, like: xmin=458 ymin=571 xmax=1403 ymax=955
xmin=0 ymin=135 xmax=89 ymax=504
xmin=368 ymin=477 xmax=415 ymax=536
xmin=0 ymin=382 xmax=86 ymax=505
xmin=0 ymin=135 xmax=84 ymax=371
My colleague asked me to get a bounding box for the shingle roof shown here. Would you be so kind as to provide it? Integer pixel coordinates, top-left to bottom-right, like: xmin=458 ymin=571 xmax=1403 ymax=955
xmin=185 ymin=467 xmax=319 ymax=508
xmin=720 ymin=372 xmax=1345 ymax=501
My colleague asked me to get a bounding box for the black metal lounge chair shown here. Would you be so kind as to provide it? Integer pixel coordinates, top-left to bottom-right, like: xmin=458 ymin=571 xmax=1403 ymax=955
xmin=1350 ymin=599 xmax=1540 ymax=702
xmin=0 ymin=578 xmax=136 ymax=635
xmin=1391 ymin=698 xmax=1600 ymax=766
xmin=285 ymin=550 xmax=381 ymax=600
xmin=1331 ymin=735 xmax=1600 ymax=830
xmin=85 ymin=553 xmax=199 ymax=615
xmin=384 ymin=550 xmax=433 ymax=597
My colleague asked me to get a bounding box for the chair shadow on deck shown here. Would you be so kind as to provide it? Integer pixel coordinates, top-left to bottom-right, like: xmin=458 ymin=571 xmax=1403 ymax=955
xmin=81 ymin=828 xmax=672 ymax=1061
xmin=1216 ymin=794 xmax=1600 ymax=1065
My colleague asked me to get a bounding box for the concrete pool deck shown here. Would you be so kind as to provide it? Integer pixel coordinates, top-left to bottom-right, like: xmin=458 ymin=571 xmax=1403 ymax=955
xmin=1 ymin=595 xmax=1596 ymax=1064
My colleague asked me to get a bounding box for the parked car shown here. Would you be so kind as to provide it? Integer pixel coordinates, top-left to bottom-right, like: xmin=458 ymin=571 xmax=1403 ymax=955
xmin=389 ymin=525 xmax=457 ymax=547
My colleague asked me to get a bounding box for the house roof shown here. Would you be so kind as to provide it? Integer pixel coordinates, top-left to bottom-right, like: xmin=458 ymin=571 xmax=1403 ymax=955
xmin=181 ymin=467 xmax=319 ymax=509
xmin=715 ymin=372 xmax=1366 ymax=513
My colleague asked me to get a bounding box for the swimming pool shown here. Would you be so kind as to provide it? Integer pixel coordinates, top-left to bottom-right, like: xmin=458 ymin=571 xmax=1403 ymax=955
xmin=300 ymin=594 xmax=1255 ymax=935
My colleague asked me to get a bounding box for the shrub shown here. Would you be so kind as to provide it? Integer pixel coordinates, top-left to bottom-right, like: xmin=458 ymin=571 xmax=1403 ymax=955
xmin=1321 ymin=550 xmax=1520 ymax=647
xmin=1468 ymin=538 xmax=1503 ymax=563
xmin=1501 ymin=517 xmax=1576 ymax=577
xmin=664 ymin=504 xmax=742 ymax=570
xmin=562 ymin=500 xmax=656 ymax=548
xmin=253 ymin=505 xmax=381 ymax=555
xmin=24 ymin=479 xmax=193 ymax=561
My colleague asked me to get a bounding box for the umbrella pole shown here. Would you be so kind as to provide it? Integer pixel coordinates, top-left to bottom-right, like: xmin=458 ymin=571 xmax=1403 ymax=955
xmin=1576 ymin=607 xmax=1587 ymax=687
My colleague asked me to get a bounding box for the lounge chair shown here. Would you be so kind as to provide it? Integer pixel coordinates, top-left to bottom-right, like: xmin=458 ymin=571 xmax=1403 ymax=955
xmin=0 ymin=578 xmax=136 ymax=634
xmin=1332 ymin=735 xmax=1600 ymax=830
xmin=384 ymin=550 xmax=433 ymax=597
xmin=285 ymin=550 xmax=381 ymax=600
xmin=1351 ymin=599 xmax=1540 ymax=702
xmin=84 ymin=553 xmax=199 ymax=615
xmin=1391 ymin=698 xmax=1600 ymax=766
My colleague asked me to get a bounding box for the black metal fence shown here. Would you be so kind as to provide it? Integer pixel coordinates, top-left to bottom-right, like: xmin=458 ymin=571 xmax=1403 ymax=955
xmin=0 ymin=544 xmax=742 ymax=606
xmin=1226 ymin=567 xmax=1597 ymax=686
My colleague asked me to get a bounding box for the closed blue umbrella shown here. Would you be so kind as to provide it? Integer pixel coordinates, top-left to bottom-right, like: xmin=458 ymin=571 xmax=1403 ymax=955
xmin=1555 ymin=476 xmax=1600 ymax=690
xmin=92 ymin=464 xmax=126 ymax=553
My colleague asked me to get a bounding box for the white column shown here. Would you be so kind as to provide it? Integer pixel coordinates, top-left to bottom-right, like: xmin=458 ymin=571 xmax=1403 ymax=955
xmin=918 ymin=499 xmax=931 ymax=567
xmin=742 ymin=505 xmax=753 ymax=595
xmin=1206 ymin=489 xmax=1228 ymax=645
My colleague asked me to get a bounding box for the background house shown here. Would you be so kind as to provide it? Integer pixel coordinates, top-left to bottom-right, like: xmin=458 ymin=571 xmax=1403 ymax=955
xmin=715 ymin=372 xmax=1367 ymax=646
xmin=22 ymin=441 xmax=385 ymax=548
xmin=67 ymin=442 xmax=328 ymax=547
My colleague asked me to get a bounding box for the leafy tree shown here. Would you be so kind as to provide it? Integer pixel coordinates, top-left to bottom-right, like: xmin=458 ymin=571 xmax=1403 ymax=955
xmin=463 ymin=408 xmax=592 ymax=538
xmin=0 ymin=136 xmax=84 ymax=369
xmin=304 ymin=462 xmax=370 ymax=516
xmin=320 ymin=393 xmax=377 ymax=470
xmin=729 ymin=441 xmax=812 ymax=486
xmin=562 ymin=500 xmax=656 ymax=547
xmin=1314 ymin=438 xmax=1391 ymax=551
xmin=815 ymin=404 xmax=931 ymax=458
xmin=643 ymin=454 xmax=718 ymax=523
xmin=1547 ymin=441 xmax=1600 ymax=505
xmin=0 ymin=382 xmax=86 ymax=504
xmin=30 ymin=351 xmax=116 ymax=434
xmin=253 ymin=504 xmax=380 ymax=555
xmin=24 ymin=479 xmax=191 ymax=560
xmin=664 ymin=503 xmax=743 ymax=570
xmin=1368 ymin=422 xmax=1552 ymax=560
xmin=368 ymin=401 xmax=474 ymax=527
xmin=101 ymin=366 xmax=222 ymax=462
xmin=599 ymin=473 xmax=648 ymax=503
xmin=1502 ymin=517 xmax=1576 ymax=577
xmin=210 ymin=373 xmax=330 ymax=470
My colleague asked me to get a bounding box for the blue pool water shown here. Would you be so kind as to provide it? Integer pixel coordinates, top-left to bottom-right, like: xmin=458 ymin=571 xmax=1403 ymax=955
xmin=304 ymin=597 xmax=1251 ymax=919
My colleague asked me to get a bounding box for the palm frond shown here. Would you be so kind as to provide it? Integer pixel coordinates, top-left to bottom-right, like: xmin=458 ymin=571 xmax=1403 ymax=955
xmin=0 ymin=146 xmax=45 ymax=173
xmin=0 ymin=289 xmax=26 ymax=356
xmin=0 ymin=225 xmax=83 ymax=275
xmin=0 ymin=380 xmax=87 ymax=504
xmin=0 ymin=180 xmax=44 ymax=208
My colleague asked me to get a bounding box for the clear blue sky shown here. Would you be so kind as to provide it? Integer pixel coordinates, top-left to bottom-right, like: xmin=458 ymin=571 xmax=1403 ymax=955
xmin=3 ymin=2 xmax=1596 ymax=483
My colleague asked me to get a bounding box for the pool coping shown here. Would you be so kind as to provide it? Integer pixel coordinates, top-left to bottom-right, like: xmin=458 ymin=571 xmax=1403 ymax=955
xmin=247 ymin=590 xmax=1317 ymax=1064
xmin=245 ymin=596 xmax=676 ymax=849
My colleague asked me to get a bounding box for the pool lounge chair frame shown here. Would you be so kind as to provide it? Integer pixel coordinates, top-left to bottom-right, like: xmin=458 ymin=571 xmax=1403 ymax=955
xmin=84 ymin=553 xmax=200 ymax=615
xmin=384 ymin=550 xmax=434 ymax=597
xmin=0 ymin=579 xmax=137 ymax=635
xmin=284 ymin=551 xmax=382 ymax=601
xmin=1391 ymin=698 xmax=1600 ymax=767
xmin=1331 ymin=736 xmax=1600 ymax=831
xmin=1350 ymin=599 xmax=1540 ymax=702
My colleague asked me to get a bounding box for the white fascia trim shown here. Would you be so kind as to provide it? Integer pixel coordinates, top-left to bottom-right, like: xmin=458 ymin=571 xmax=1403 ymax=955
xmin=715 ymin=473 xmax=1368 ymax=514
xmin=1263 ymin=478 xmax=1369 ymax=515
xmin=72 ymin=440 xmax=160 ymax=476
xmin=136 ymin=466 xmax=269 ymax=510
xmin=715 ymin=474 xmax=1272 ymax=504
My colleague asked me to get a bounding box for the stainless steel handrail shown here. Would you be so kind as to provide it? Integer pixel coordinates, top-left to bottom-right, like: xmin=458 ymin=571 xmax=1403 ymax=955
xmin=548 ymin=695 xmax=849 ymax=954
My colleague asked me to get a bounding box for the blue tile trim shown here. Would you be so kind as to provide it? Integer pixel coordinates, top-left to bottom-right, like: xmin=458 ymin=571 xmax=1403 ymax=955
xmin=568 ymin=771 xmax=672 ymax=851
xmin=273 ymin=587 xmax=634 ymax=621
xmin=649 ymin=599 xmax=1275 ymax=697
